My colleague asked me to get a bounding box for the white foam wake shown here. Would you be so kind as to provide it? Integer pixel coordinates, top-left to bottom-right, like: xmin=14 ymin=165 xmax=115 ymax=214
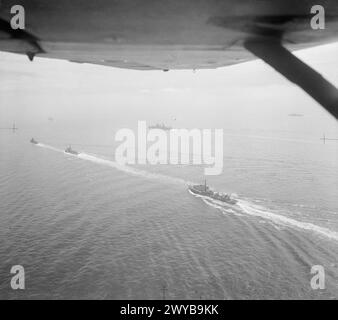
xmin=37 ymin=143 xmax=64 ymax=153
xmin=37 ymin=143 xmax=191 ymax=185
xmin=78 ymin=153 xmax=189 ymax=185
xmin=237 ymin=199 xmax=338 ymax=242
xmin=190 ymin=190 xmax=338 ymax=242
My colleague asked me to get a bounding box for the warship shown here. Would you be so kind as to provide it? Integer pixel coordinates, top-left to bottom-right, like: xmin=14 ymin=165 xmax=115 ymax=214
xmin=148 ymin=123 xmax=172 ymax=130
xmin=65 ymin=146 xmax=80 ymax=155
xmin=188 ymin=180 xmax=237 ymax=205
xmin=30 ymin=138 xmax=38 ymax=144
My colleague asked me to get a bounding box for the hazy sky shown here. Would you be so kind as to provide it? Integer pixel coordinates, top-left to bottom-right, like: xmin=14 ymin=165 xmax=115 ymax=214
xmin=0 ymin=43 xmax=337 ymax=139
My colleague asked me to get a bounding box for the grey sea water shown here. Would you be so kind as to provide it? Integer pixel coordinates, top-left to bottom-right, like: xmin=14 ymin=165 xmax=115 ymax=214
xmin=0 ymin=120 xmax=337 ymax=299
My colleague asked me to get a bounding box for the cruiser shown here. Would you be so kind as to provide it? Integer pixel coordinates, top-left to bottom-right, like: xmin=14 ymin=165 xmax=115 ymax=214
xmin=65 ymin=145 xmax=80 ymax=155
xmin=188 ymin=180 xmax=237 ymax=205
xmin=148 ymin=123 xmax=172 ymax=131
xmin=30 ymin=138 xmax=38 ymax=144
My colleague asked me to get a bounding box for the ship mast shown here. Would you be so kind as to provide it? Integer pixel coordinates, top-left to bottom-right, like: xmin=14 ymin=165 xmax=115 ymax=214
xmin=12 ymin=122 xmax=18 ymax=132
xmin=204 ymin=179 xmax=207 ymax=192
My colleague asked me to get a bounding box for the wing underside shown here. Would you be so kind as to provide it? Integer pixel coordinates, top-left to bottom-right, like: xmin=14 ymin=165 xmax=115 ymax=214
xmin=1 ymin=0 xmax=338 ymax=119
xmin=1 ymin=0 xmax=338 ymax=70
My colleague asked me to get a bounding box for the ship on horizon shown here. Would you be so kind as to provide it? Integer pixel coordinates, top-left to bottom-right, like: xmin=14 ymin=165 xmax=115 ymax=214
xmin=148 ymin=123 xmax=172 ymax=131
xmin=188 ymin=180 xmax=237 ymax=205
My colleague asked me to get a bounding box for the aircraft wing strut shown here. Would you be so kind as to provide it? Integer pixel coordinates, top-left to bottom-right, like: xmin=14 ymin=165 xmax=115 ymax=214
xmin=244 ymin=38 xmax=338 ymax=120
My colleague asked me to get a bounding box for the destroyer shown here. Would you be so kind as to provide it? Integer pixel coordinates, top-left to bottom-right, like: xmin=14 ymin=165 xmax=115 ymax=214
xmin=30 ymin=138 xmax=38 ymax=144
xmin=65 ymin=145 xmax=80 ymax=155
xmin=148 ymin=123 xmax=172 ymax=130
xmin=188 ymin=180 xmax=237 ymax=205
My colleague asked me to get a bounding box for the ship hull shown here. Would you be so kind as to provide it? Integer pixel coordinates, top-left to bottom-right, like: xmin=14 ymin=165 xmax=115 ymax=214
xmin=65 ymin=150 xmax=79 ymax=155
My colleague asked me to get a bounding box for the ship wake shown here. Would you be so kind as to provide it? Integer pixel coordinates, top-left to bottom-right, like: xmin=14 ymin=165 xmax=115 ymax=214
xmin=236 ymin=199 xmax=338 ymax=241
xmin=193 ymin=190 xmax=338 ymax=242
xmin=78 ymin=153 xmax=188 ymax=185
xmin=37 ymin=143 xmax=189 ymax=185
xmin=37 ymin=143 xmax=338 ymax=242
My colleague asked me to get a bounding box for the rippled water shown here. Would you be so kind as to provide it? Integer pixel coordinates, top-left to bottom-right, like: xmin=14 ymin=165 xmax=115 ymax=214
xmin=0 ymin=125 xmax=337 ymax=299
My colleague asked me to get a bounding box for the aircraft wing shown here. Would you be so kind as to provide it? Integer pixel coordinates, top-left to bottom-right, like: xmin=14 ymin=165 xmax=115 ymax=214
xmin=1 ymin=0 xmax=338 ymax=118
xmin=0 ymin=0 xmax=337 ymax=70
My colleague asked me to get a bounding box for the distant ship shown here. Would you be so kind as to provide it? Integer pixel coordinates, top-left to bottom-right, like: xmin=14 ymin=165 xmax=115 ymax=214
xmin=65 ymin=146 xmax=80 ymax=155
xmin=148 ymin=123 xmax=172 ymax=130
xmin=188 ymin=180 xmax=237 ymax=205
xmin=30 ymin=138 xmax=38 ymax=145
xmin=288 ymin=113 xmax=304 ymax=117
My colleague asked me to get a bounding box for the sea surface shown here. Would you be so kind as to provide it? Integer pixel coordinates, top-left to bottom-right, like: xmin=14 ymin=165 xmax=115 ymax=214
xmin=0 ymin=119 xmax=337 ymax=300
